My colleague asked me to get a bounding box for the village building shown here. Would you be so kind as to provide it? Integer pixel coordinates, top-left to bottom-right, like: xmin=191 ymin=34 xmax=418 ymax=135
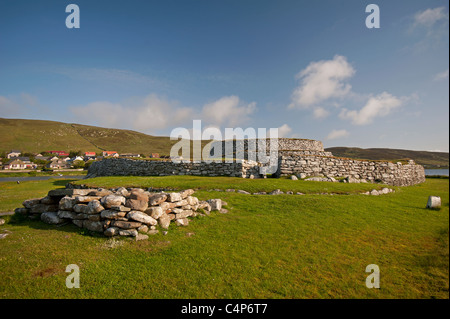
xmin=119 ymin=153 xmax=141 ymax=158
xmin=102 ymin=151 xmax=119 ymax=157
xmin=47 ymin=151 xmax=69 ymax=157
xmin=7 ymin=150 xmax=21 ymax=159
xmin=47 ymin=159 xmax=70 ymax=169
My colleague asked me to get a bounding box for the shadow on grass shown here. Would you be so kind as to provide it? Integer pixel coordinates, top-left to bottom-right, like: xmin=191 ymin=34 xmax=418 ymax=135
xmin=51 ymin=179 xmax=79 ymax=187
xmin=8 ymin=212 xmax=105 ymax=238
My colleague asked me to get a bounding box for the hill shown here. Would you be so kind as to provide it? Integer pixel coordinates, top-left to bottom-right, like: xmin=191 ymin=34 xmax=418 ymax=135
xmin=326 ymin=147 xmax=449 ymax=169
xmin=1 ymin=118 xmax=447 ymax=167
xmin=0 ymin=118 xmax=178 ymax=156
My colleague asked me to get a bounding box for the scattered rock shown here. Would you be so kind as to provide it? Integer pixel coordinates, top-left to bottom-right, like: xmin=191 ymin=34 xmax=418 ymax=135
xmin=269 ymin=189 xmax=284 ymax=195
xmin=0 ymin=218 xmax=5 ymax=226
xmin=135 ymin=234 xmax=149 ymax=241
xmin=207 ymin=199 xmax=222 ymax=211
xmin=290 ymin=175 xmax=298 ymax=180
xmin=237 ymin=190 xmax=251 ymax=194
xmin=175 ymin=218 xmax=189 ymax=226
xmin=158 ymin=213 xmax=171 ymax=229
xmin=119 ymin=229 xmax=138 ymax=237
xmin=370 ymin=190 xmax=379 ymax=196
xmin=104 ymin=227 xmax=120 ymax=237
xmin=426 ymin=196 xmax=441 ymax=209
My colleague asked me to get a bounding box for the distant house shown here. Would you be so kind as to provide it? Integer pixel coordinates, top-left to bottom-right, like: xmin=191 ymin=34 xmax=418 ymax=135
xmin=85 ymin=152 xmax=96 ymax=157
xmin=71 ymin=156 xmax=84 ymax=162
xmin=62 ymin=157 xmax=72 ymax=162
xmin=49 ymin=156 xmax=59 ymax=161
xmin=35 ymin=155 xmax=50 ymax=161
xmin=102 ymin=151 xmax=119 ymax=157
xmin=119 ymin=153 xmax=141 ymax=158
xmin=47 ymin=159 xmax=70 ymax=169
xmin=151 ymin=153 xmax=160 ymax=158
xmin=7 ymin=150 xmax=21 ymax=159
xmin=47 ymin=151 xmax=70 ymax=157
xmin=4 ymin=159 xmax=26 ymax=170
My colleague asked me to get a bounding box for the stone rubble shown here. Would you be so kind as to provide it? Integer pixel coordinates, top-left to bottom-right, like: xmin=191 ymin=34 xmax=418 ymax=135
xmin=14 ymin=187 xmax=227 ymax=239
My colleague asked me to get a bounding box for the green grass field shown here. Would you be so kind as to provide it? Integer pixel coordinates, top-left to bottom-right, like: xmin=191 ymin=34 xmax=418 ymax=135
xmin=0 ymin=176 xmax=448 ymax=299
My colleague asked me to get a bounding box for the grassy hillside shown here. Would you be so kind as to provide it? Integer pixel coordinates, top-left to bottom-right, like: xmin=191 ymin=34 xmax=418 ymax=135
xmin=0 ymin=118 xmax=178 ymax=156
xmin=326 ymin=147 xmax=449 ymax=169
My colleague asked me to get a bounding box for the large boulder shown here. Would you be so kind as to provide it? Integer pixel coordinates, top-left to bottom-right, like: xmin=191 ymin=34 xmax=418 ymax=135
xmin=59 ymin=196 xmax=77 ymax=211
xmin=101 ymin=210 xmax=127 ymax=219
xmin=158 ymin=213 xmax=171 ymax=229
xmin=127 ymin=190 xmax=149 ymax=211
xmin=127 ymin=211 xmax=157 ymax=226
xmin=86 ymin=200 xmax=105 ymax=214
xmin=145 ymin=207 xmax=163 ymax=219
xmin=41 ymin=212 xmax=65 ymax=225
xmin=167 ymin=192 xmax=183 ymax=202
xmin=148 ymin=193 xmax=167 ymax=206
xmin=111 ymin=220 xmax=142 ymax=229
xmin=22 ymin=198 xmax=42 ymax=209
xmin=83 ymin=220 xmax=105 ymax=232
xmin=101 ymin=195 xmax=126 ymax=208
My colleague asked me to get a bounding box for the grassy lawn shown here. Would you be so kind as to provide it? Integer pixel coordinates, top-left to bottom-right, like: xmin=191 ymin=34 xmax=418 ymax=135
xmin=72 ymin=175 xmax=397 ymax=194
xmin=0 ymin=177 xmax=448 ymax=299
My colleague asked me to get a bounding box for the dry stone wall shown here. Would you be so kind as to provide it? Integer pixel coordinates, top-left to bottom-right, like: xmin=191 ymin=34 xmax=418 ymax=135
xmin=277 ymin=155 xmax=425 ymax=186
xmin=87 ymin=158 xmax=260 ymax=179
xmin=86 ymin=138 xmax=426 ymax=186
xmin=208 ymin=138 xmax=324 ymax=159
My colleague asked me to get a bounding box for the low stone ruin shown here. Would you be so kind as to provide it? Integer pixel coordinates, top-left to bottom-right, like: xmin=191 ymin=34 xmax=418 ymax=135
xmin=14 ymin=187 xmax=227 ymax=239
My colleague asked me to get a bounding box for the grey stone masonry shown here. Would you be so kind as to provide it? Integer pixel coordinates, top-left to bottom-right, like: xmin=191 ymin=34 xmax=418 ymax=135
xmin=276 ymin=155 xmax=425 ymax=186
xmin=86 ymin=138 xmax=426 ymax=186
xmin=87 ymin=158 xmax=261 ymax=179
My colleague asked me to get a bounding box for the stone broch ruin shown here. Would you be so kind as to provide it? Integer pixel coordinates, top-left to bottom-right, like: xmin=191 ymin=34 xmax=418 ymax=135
xmin=87 ymin=138 xmax=426 ymax=186
xmin=14 ymin=138 xmax=425 ymax=238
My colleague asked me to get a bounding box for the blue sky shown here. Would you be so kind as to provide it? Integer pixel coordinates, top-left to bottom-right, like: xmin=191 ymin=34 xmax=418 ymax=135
xmin=0 ymin=0 xmax=448 ymax=151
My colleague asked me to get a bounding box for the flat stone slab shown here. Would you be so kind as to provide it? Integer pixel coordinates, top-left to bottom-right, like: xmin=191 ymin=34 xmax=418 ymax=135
xmin=48 ymin=189 xmax=96 ymax=197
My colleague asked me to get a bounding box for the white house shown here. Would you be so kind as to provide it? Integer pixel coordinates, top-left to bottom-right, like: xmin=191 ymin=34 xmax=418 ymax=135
xmin=4 ymin=159 xmax=26 ymax=170
xmin=7 ymin=150 xmax=21 ymax=159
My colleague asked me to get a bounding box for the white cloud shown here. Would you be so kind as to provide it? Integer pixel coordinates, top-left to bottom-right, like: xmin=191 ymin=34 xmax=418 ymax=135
xmin=0 ymin=93 xmax=40 ymax=117
xmin=69 ymin=94 xmax=257 ymax=135
xmin=434 ymin=69 xmax=449 ymax=81
xmin=313 ymin=107 xmax=330 ymax=119
xmin=339 ymin=92 xmax=404 ymax=125
xmin=70 ymin=94 xmax=193 ymax=134
xmin=326 ymin=129 xmax=349 ymax=140
xmin=414 ymin=7 xmax=447 ymax=27
xmin=288 ymin=55 xmax=355 ymax=109
xmin=277 ymin=124 xmax=292 ymax=138
xmin=201 ymin=95 xmax=257 ymax=127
